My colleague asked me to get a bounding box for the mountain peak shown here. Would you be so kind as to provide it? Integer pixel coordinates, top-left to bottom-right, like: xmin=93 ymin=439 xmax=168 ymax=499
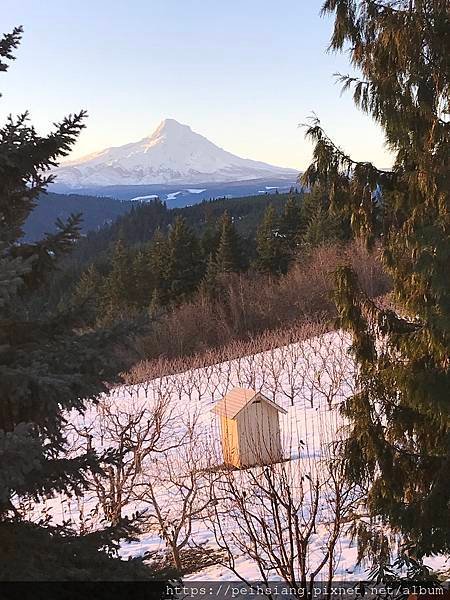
xmin=160 ymin=118 xmax=187 ymax=128
xmin=150 ymin=118 xmax=192 ymax=139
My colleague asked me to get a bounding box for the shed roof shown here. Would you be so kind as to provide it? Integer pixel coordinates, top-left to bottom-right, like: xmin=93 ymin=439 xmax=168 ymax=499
xmin=212 ymin=387 xmax=287 ymax=419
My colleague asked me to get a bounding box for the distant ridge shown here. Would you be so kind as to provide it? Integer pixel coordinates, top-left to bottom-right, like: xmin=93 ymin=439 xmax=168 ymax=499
xmin=52 ymin=119 xmax=298 ymax=188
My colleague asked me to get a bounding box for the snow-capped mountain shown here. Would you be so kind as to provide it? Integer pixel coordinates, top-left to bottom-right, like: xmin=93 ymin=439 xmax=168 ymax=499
xmin=53 ymin=119 xmax=298 ymax=187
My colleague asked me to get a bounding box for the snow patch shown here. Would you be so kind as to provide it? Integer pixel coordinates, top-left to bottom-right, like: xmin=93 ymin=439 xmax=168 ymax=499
xmin=166 ymin=191 xmax=182 ymax=201
xmin=130 ymin=194 xmax=160 ymax=202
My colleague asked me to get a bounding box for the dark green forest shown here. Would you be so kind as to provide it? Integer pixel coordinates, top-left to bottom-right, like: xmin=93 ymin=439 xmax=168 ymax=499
xmin=43 ymin=186 xmax=351 ymax=323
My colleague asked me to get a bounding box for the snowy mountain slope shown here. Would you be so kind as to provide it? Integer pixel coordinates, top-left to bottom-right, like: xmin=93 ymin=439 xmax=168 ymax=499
xmin=53 ymin=119 xmax=298 ymax=187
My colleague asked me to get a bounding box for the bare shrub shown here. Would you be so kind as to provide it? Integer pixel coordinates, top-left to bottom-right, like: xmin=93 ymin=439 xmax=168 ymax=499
xmin=125 ymin=320 xmax=330 ymax=386
xmin=134 ymin=240 xmax=389 ymax=363
xmin=209 ymin=458 xmax=360 ymax=594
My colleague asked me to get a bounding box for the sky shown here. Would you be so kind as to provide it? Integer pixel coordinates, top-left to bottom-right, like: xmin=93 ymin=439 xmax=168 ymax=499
xmin=1 ymin=0 xmax=393 ymax=170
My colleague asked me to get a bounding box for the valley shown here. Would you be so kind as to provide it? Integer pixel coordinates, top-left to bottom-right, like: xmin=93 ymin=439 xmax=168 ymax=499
xmin=51 ymin=176 xmax=299 ymax=205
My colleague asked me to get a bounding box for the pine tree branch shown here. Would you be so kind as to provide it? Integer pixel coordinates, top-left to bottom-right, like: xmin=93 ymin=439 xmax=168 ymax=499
xmin=0 ymin=26 xmax=23 ymax=74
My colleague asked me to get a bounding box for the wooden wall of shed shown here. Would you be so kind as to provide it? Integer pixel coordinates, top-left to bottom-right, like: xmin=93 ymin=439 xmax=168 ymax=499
xmin=236 ymin=401 xmax=283 ymax=467
xmin=220 ymin=415 xmax=241 ymax=467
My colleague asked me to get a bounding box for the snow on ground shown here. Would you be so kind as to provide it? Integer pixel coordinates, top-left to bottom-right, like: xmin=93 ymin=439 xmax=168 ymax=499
xmin=165 ymin=188 xmax=207 ymax=201
xmin=130 ymin=194 xmax=160 ymax=202
xmin=24 ymin=330 xmax=447 ymax=581
xmin=166 ymin=191 xmax=182 ymax=200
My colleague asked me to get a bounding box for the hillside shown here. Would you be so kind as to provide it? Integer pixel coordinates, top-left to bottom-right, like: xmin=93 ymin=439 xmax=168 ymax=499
xmin=40 ymin=187 xmax=364 ymax=333
xmin=26 ymin=326 xmax=360 ymax=580
xmin=50 ymin=177 xmax=299 ymax=204
xmin=26 ymin=325 xmax=447 ymax=581
xmin=23 ymin=192 xmax=133 ymax=242
xmin=53 ymin=190 xmax=301 ymax=269
xmin=25 ymin=186 xmax=302 ymax=244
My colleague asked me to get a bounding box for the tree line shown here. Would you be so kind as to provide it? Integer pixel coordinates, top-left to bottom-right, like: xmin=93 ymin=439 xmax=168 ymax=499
xmin=72 ymin=188 xmax=350 ymax=324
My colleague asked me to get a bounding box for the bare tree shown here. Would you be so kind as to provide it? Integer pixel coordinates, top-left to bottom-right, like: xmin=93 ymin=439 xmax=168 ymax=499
xmin=208 ymin=420 xmax=361 ymax=596
xmin=135 ymin=412 xmax=219 ymax=572
xmin=200 ymin=327 xmax=362 ymax=592
xmin=67 ymin=389 xmax=178 ymax=526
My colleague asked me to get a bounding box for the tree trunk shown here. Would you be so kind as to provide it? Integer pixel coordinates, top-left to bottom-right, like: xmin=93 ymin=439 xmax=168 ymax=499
xmin=171 ymin=545 xmax=182 ymax=573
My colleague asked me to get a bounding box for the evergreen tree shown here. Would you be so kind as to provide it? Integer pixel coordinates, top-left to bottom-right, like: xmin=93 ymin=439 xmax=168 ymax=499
xmin=255 ymin=205 xmax=288 ymax=275
xmin=167 ymin=216 xmax=203 ymax=301
xmin=215 ymin=211 xmax=244 ymax=273
xmin=279 ymin=194 xmax=304 ymax=258
xmin=73 ymin=263 xmax=102 ymax=323
xmin=75 ymin=263 xmax=101 ymax=301
xmin=301 ymin=204 xmax=342 ymax=249
xmin=200 ymin=223 xmax=221 ymax=259
xmin=0 ymin=28 xmax=159 ymax=579
xmin=132 ymin=246 xmax=155 ymax=310
xmin=148 ymin=228 xmax=170 ymax=306
xmin=100 ymin=238 xmax=134 ymax=320
xmin=302 ymin=0 xmax=450 ymax=564
xmin=301 ymin=185 xmax=350 ymax=249
xmin=199 ymin=253 xmax=220 ymax=299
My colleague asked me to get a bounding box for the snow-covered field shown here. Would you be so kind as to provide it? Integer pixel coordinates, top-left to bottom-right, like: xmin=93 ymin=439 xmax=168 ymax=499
xmin=25 ymin=329 xmax=448 ymax=581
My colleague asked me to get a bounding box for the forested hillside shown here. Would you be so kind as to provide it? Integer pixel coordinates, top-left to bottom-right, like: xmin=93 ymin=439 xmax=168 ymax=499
xmin=23 ymin=192 xmax=133 ymax=241
xmin=66 ymin=189 xmax=304 ymax=263
xmin=42 ymin=186 xmax=354 ymax=321
xmin=33 ymin=182 xmax=390 ymax=364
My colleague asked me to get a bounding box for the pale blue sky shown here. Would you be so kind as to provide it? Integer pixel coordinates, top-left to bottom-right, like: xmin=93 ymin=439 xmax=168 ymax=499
xmin=2 ymin=0 xmax=393 ymax=170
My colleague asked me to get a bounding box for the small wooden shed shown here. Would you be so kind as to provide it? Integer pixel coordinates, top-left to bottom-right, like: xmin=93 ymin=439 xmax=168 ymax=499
xmin=212 ymin=387 xmax=287 ymax=468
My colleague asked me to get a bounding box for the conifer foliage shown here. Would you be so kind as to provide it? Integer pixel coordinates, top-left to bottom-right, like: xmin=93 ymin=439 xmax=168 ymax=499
xmin=167 ymin=216 xmax=204 ymax=301
xmin=215 ymin=210 xmax=244 ymax=273
xmin=302 ymin=0 xmax=450 ymax=561
xmin=255 ymin=204 xmax=288 ymax=275
xmin=0 ymin=28 xmax=158 ymax=580
xmin=279 ymin=194 xmax=304 ymax=254
xmin=101 ymin=238 xmax=135 ymax=320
